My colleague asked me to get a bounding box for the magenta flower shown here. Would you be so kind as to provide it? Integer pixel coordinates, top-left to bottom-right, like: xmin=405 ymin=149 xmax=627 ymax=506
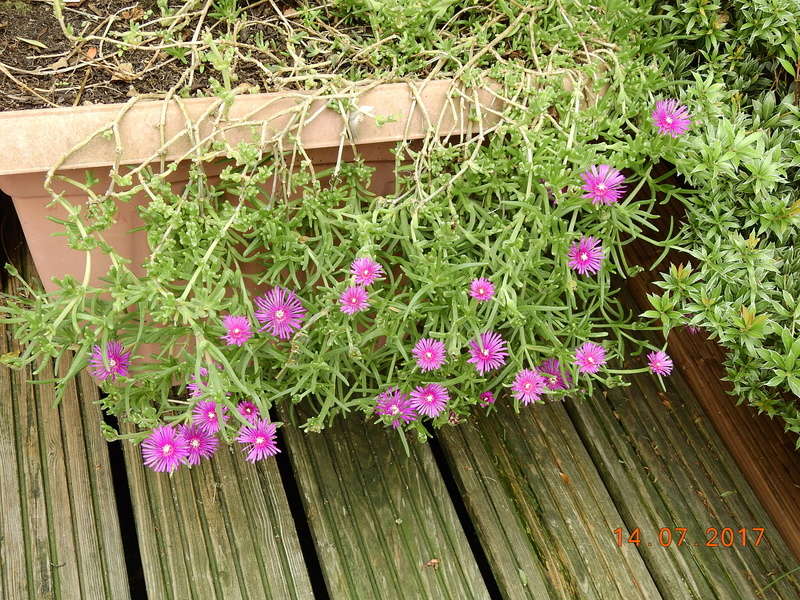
xmin=237 ymin=401 xmax=261 ymax=425
xmin=479 ymin=391 xmax=496 ymax=407
xmin=469 ymin=278 xmax=495 ymax=302
xmin=221 ymin=315 xmax=253 ymax=346
xmin=339 ymin=286 xmax=369 ymax=315
xmin=537 ymin=358 xmax=572 ymax=390
xmin=651 ymin=100 xmax=691 ymax=137
xmin=350 ymin=257 xmax=384 ymax=286
xmin=236 ymin=419 xmax=280 ymax=462
xmin=88 ymin=341 xmax=131 ymax=382
xmin=374 ymin=387 xmax=417 ymax=429
xmin=179 ymin=424 xmax=219 ymax=465
xmin=467 ymin=331 xmax=508 ymax=375
xmin=410 ymin=383 xmax=450 ymax=418
xmin=187 ymin=367 xmax=209 ymax=398
xmin=580 ymin=164 xmax=626 ymax=205
xmin=647 ymin=351 xmax=673 ymax=376
xmin=683 ymin=315 xmax=703 ymax=335
xmin=511 ymin=369 xmax=548 ymax=405
xmin=568 ymin=236 xmax=604 ymax=276
xmin=412 ymin=338 xmax=446 ymax=372
xmin=192 ymin=400 xmax=229 ymax=433
xmin=254 ymin=287 xmax=306 ymax=339
xmin=141 ymin=425 xmax=188 ymax=474
xmin=574 ymin=342 xmax=607 ymax=374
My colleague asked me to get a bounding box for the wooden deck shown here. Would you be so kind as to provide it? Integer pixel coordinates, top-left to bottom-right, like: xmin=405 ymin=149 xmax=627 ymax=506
xmin=2 ymin=212 xmax=800 ymax=599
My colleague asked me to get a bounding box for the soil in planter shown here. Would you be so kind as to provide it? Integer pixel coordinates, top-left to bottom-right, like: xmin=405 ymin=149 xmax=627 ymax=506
xmin=0 ymin=0 xmax=301 ymax=112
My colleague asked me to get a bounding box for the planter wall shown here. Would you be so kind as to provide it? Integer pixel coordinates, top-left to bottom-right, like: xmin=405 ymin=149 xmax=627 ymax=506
xmin=0 ymin=80 xmax=503 ymax=294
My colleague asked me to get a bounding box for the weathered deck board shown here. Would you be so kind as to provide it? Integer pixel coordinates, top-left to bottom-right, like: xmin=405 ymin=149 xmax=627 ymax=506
xmin=0 ymin=242 xmax=130 ymax=599
xmin=0 ymin=322 xmax=28 ymax=599
xmin=437 ymin=401 xmax=662 ymax=599
xmin=281 ymin=408 xmax=491 ymax=600
xmin=624 ymin=197 xmax=800 ymax=559
xmin=122 ymin=424 xmax=313 ymax=600
xmin=566 ymin=368 xmax=800 ymax=599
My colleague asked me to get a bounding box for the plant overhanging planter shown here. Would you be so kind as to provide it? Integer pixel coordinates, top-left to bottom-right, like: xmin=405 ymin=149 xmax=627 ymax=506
xmin=0 ymin=80 xmax=503 ymax=293
xmin=0 ymin=63 xmax=684 ymax=474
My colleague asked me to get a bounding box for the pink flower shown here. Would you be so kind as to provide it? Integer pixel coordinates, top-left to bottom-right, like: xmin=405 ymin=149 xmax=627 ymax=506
xmin=651 ymin=100 xmax=691 ymax=137
xmin=192 ymin=400 xmax=229 ymax=433
xmin=375 ymin=387 xmax=416 ymax=429
xmin=568 ymin=236 xmax=604 ymax=276
xmin=683 ymin=315 xmax=703 ymax=335
xmin=479 ymin=391 xmax=496 ymax=407
xmin=221 ymin=315 xmax=253 ymax=346
xmin=254 ymin=286 xmax=306 ymax=339
xmin=237 ymin=401 xmax=260 ymax=424
xmin=574 ymin=342 xmax=606 ymax=374
xmin=141 ymin=425 xmax=188 ymax=474
xmin=469 ymin=278 xmax=495 ymax=301
xmin=580 ymin=164 xmax=626 ymax=205
xmin=412 ymin=338 xmax=446 ymax=372
xmin=410 ymin=383 xmax=449 ymax=418
xmin=187 ymin=367 xmax=210 ymax=398
xmin=511 ymin=369 xmax=548 ymax=405
xmin=647 ymin=351 xmax=673 ymax=376
xmin=89 ymin=341 xmax=131 ymax=382
xmin=350 ymin=257 xmax=384 ymax=286
xmin=236 ymin=420 xmax=280 ymax=462
xmin=537 ymin=358 xmax=572 ymax=390
xmin=179 ymin=424 xmax=219 ymax=465
xmin=339 ymin=286 xmax=369 ymax=315
xmin=467 ymin=331 xmax=508 ymax=375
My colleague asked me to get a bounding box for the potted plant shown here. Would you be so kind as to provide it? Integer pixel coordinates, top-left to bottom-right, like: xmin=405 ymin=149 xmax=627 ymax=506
xmin=0 ymin=0 xmax=699 ymax=473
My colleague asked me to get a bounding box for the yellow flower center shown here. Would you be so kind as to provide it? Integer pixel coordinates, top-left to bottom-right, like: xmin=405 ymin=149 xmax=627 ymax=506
xmin=275 ymin=309 xmax=285 ymax=319
xmin=191 ymin=439 xmax=200 ymax=448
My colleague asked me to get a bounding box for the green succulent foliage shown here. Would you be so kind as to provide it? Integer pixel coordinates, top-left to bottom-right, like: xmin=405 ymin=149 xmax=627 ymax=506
xmin=0 ymin=0 xmax=687 ymax=443
xmin=0 ymin=80 xmax=678 ymax=440
xmin=331 ymin=0 xmax=458 ymax=34
xmin=7 ymin=0 xmax=800 ymax=450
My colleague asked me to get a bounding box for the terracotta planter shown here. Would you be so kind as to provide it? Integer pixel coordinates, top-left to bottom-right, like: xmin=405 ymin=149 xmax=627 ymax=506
xmin=0 ymin=80 xmax=504 ymax=293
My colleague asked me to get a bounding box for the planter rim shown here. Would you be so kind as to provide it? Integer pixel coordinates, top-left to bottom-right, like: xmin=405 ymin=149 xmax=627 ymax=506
xmin=0 ymin=79 xmax=503 ymax=177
